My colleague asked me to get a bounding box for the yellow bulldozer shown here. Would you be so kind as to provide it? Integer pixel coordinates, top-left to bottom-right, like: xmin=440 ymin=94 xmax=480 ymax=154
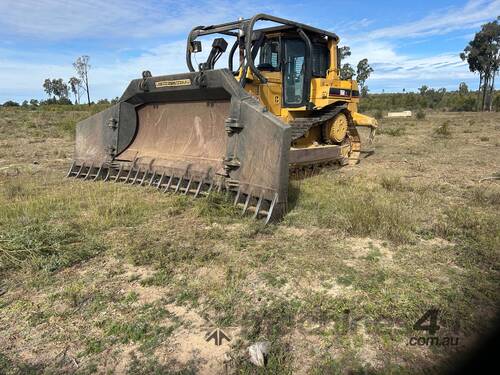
xmin=68 ymin=14 xmax=378 ymax=223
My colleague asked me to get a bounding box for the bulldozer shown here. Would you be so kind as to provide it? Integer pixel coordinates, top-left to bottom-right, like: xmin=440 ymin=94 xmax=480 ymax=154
xmin=67 ymin=14 xmax=378 ymax=223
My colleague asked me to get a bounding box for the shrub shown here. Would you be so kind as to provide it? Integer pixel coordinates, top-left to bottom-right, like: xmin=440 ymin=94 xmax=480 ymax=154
xmin=434 ymin=121 xmax=451 ymax=137
xmin=2 ymin=100 xmax=20 ymax=107
xmin=40 ymin=98 xmax=73 ymax=105
xmin=447 ymin=95 xmax=478 ymax=111
xmin=374 ymin=109 xmax=383 ymax=120
xmin=416 ymin=109 xmax=426 ymax=119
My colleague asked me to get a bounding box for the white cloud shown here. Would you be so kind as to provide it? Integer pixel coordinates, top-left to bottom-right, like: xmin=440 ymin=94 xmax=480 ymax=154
xmin=333 ymin=18 xmax=374 ymax=34
xmin=335 ymin=0 xmax=499 ymax=91
xmin=0 ymin=57 xmax=75 ymax=101
xmin=360 ymin=0 xmax=500 ymax=41
xmin=342 ymin=39 xmax=476 ymax=91
xmin=0 ymin=0 xmax=278 ymax=40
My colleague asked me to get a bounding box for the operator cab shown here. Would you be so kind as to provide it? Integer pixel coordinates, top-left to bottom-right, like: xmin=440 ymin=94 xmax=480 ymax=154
xmin=258 ymin=35 xmax=330 ymax=107
xmin=186 ymin=15 xmax=339 ymax=109
xmin=193 ymin=32 xmax=330 ymax=108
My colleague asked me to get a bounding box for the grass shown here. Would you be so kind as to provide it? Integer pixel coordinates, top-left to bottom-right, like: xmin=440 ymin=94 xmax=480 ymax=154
xmin=434 ymin=120 xmax=452 ymax=137
xmin=0 ymin=106 xmax=499 ymax=374
xmin=286 ymin=174 xmax=417 ymax=244
xmin=0 ymin=175 xmax=161 ymax=274
xmin=379 ymin=127 xmax=406 ymax=137
xmin=470 ymin=186 xmax=500 ymax=206
xmin=126 ymin=353 xmax=200 ymax=375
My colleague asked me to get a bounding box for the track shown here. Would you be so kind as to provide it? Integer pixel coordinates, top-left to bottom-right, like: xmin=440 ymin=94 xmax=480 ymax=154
xmin=289 ymin=105 xmax=346 ymax=140
xmin=288 ymin=105 xmax=362 ymax=175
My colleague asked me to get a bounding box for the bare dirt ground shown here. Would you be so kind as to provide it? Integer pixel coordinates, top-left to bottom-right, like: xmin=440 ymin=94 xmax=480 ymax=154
xmin=0 ymin=107 xmax=499 ymax=374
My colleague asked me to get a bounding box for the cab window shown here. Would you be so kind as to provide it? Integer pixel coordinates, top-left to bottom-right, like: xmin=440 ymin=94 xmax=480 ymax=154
xmin=312 ymin=43 xmax=329 ymax=77
xmin=283 ymin=38 xmax=306 ymax=106
xmin=258 ymin=39 xmax=280 ymax=71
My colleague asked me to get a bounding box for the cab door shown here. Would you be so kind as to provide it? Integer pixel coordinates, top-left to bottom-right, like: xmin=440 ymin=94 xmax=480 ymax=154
xmin=257 ymin=37 xmax=282 ymax=115
xmin=282 ymin=38 xmax=308 ymax=108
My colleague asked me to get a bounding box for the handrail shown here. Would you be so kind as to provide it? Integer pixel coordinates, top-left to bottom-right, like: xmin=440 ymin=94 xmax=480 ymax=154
xmin=185 ymin=13 xmax=339 ymax=82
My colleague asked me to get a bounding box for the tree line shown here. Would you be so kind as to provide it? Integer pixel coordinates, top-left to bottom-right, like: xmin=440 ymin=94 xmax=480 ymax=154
xmin=359 ymin=83 xmax=500 ymax=113
xmin=42 ymin=56 xmax=91 ymax=105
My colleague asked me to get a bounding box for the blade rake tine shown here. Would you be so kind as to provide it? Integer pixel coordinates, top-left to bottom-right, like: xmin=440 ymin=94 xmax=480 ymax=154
xmin=174 ymin=176 xmax=183 ymax=193
xmin=131 ymin=168 xmax=141 ymax=184
xmin=163 ymin=174 xmax=174 ymax=193
xmin=242 ymin=193 xmax=252 ymax=215
xmin=125 ymin=157 xmax=137 ymax=184
xmin=84 ymin=163 xmax=94 ymax=180
xmin=223 ymin=184 xmax=231 ymax=200
xmin=103 ymin=166 xmax=112 ymax=181
xmin=124 ymin=167 xmax=134 ymax=184
xmin=113 ymin=165 xmax=124 ymax=182
xmin=75 ymin=164 xmax=85 ymax=178
xmin=139 ymin=170 xmax=148 ymax=186
xmin=194 ymin=178 xmax=204 ymax=198
xmin=156 ymin=171 xmax=166 ymax=189
xmin=253 ymin=194 xmax=264 ymax=219
xmin=233 ymin=187 xmax=241 ymax=206
xmin=219 ymin=179 xmax=227 ymax=194
xmin=265 ymin=193 xmax=279 ymax=224
xmin=93 ymin=164 xmax=103 ymax=181
xmin=65 ymin=161 xmax=76 ymax=178
xmin=183 ymin=177 xmax=193 ymax=195
xmin=148 ymin=170 xmax=157 ymax=186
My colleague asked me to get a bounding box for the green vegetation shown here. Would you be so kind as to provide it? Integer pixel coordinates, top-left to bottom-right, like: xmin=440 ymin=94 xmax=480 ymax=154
xmin=359 ymin=89 xmax=500 ymax=113
xmin=0 ymin=106 xmax=499 ymax=374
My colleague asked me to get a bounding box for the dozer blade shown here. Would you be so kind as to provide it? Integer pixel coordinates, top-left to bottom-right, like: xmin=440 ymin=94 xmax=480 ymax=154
xmin=68 ymin=69 xmax=291 ymax=223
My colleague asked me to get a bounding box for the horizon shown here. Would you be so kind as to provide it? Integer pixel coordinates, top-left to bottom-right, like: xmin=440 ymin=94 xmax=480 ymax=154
xmin=4 ymin=85 xmax=486 ymax=106
xmin=1 ymin=0 xmax=499 ymax=103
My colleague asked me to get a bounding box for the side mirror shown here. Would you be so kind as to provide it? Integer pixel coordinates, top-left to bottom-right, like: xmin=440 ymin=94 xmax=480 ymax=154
xmin=212 ymin=38 xmax=228 ymax=53
xmin=191 ymin=41 xmax=202 ymax=53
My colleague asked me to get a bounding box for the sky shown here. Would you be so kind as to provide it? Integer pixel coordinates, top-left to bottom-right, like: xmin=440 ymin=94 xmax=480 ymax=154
xmin=0 ymin=0 xmax=499 ymax=103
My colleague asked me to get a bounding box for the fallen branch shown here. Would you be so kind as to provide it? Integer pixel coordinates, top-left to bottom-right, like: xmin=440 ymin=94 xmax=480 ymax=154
xmin=479 ymin=172 xmax=500 ymax=182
